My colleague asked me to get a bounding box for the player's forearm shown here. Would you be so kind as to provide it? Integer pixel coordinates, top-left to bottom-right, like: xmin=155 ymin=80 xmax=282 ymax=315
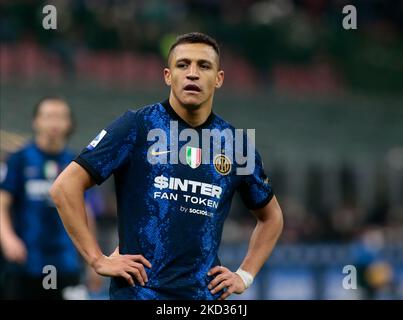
xmin=240 ymin=206 xmax=283 ymax=277
xmin=85 ymin=204 xmax=98 ymax=238
xmin=0 ymin=192 xmax=17 ymax=241
xmin=0 ymin=209 xmax=16 ymax=245
xmin=50 ymin=182 xmax=103 ymax=267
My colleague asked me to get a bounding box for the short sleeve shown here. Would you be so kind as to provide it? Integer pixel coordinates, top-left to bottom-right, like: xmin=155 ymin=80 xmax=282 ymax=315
xmin=236 ymin=149 xmax=274 ymax=210
xmin=0 ymin=152 xmax=24 ymax=197
xmin=74 ymin=110 xmax=140 ymax=185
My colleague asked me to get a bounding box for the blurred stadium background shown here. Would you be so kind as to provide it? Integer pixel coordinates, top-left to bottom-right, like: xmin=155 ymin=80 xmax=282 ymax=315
xmin=1 ymin=0 xmax=402 ymax=299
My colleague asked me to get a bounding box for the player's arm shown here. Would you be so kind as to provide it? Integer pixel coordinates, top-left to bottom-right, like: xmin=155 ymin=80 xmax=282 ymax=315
xmin=83 ymin=200 xmax=104 ymax=292
xmin=50 ymin=161 xmax=152 ymax=286
xmin=209 ymin=195 xmax=283 ymax=299
xmin=238 ymin=195 xmax=283 ymax=276
xmin=0 ymin=190 xmax=27 ymax=263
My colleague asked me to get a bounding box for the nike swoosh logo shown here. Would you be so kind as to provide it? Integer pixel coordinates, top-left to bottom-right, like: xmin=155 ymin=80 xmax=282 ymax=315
xmin=150 ymin=149 xmax=171 ymax=156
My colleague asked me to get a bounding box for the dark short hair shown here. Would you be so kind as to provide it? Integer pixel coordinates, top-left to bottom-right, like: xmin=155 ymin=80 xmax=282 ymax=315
xmin=168 ymin=32 xmax=221 ymax=66
xmin=33 ymin=96 xmax=68 ymax=118
xmin=32 ymin=96 xmax=75 ymax=136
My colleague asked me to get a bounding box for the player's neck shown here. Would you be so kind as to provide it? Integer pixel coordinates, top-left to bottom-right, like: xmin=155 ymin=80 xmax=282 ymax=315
xmin=169 ymin=95 xmax=213 ymax=128
xmin=35 ymin=135 xmax=65 ymax=154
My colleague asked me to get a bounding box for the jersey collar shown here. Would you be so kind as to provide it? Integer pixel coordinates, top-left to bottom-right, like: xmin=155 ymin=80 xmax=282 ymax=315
xmin=160 ymin=99 xmax=215 ymax=130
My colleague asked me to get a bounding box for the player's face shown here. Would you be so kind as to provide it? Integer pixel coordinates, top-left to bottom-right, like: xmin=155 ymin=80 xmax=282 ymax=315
xmin=33 ymin=100 xmax=72 ymax=141
xmin=164 ymin=43 xmax=224 ymax=108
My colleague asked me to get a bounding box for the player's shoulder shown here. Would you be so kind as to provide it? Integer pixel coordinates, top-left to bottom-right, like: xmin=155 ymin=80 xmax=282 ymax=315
xmin=109 ymin=102 xmax=163 ymax=135
xmin=116 ymin=102 xmax=163 ymax=125
xmin=212 ymin=112 xmax=237 ymax=131
xmin=212 ymin=112 xmax=256 ymax=150
xmin=128 ymin=101 xmax=164 ymax=120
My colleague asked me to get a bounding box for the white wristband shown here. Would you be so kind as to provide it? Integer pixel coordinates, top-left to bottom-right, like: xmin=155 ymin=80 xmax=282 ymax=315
xmin=235 ymin=268 xmax=254 ymax=289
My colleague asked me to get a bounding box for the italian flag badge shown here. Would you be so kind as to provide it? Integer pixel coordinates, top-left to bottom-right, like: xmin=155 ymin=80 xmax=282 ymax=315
xmin=186 ymin=146 xmax=202 ymax=169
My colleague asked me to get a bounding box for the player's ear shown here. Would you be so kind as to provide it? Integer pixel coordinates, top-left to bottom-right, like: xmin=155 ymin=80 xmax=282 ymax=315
xmin=215 ymin=70 xmax=224 ymax=89
xmin=164 ymin=68 xmax=172 ymax=86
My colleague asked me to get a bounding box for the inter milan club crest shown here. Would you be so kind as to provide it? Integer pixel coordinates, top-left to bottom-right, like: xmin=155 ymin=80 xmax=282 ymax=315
xmin=214 ymin=154 xmax=232 ymax=175
xmin=186 ymin=146 xmax=201 ymax=169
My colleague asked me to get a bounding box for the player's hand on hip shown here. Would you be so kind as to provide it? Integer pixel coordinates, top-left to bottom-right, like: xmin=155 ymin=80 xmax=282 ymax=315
xmin=92 ymin=246 xmax=152 ymax=287
xmin=1 ymin=233 xmax=27 ymax=264
xmin=207 ymin=266 xmax=246 ymax=300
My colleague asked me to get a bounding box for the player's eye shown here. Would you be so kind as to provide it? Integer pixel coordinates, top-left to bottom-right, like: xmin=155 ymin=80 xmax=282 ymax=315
xmin=177 ymin=62 xmax=188 ymax=69
xmin=200 ymin=64 xmax=211 ymax=70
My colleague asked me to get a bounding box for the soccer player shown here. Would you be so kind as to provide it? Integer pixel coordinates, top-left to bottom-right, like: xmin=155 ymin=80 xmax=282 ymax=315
xmin=50 ymin=32 xmax=283 ymax=300
xmin=0 ymin=97 xmax=93 ymax=299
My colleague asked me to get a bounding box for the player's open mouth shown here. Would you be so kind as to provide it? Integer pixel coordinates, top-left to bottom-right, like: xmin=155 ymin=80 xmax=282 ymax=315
xmin=183 ymin=84 xmax=201 ymax=93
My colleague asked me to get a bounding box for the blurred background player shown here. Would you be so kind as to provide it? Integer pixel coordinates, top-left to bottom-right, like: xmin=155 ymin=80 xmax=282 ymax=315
xmin=0 ymin=96 xmax=100 ymax=299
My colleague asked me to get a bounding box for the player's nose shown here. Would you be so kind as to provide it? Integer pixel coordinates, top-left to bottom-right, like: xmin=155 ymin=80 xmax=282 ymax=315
xmin=186 ymin=64 xmax=199 ymax=80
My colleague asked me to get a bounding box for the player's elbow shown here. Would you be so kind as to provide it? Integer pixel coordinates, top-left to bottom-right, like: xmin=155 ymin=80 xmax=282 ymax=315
xmin=263 ymin=200 xmax=284 ymax=237
xmin=49 ymin=178 xmax=66 ymax=207
xmin=274 ymin=206 xmax=284 ymax=237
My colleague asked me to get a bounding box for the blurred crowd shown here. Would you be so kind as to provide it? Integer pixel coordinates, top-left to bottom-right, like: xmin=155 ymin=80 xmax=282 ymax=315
xmin=1 ymin=0 xmax=403 ymax=91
